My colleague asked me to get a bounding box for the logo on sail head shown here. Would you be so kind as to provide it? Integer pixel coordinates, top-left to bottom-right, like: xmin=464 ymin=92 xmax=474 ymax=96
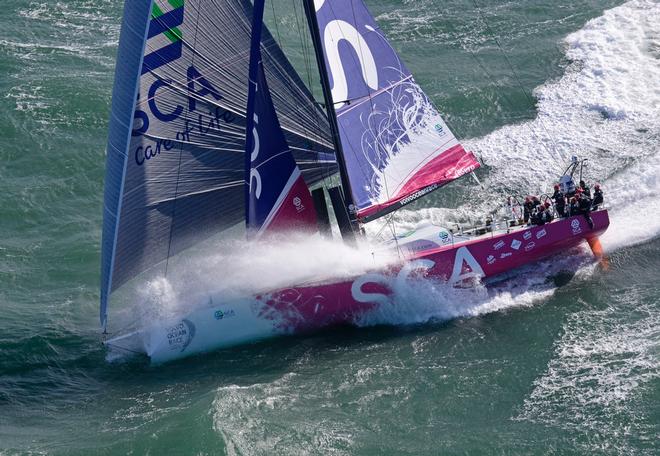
xmin=293 ymin=196 xmax=305 ymax=213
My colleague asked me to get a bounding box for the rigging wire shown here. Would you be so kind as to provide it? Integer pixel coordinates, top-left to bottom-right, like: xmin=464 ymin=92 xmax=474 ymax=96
xmin=164 ymin=5 xmax=204 ymax=278
xmin=445 ymin=16 xmax=562 ymax=174
xmin=470 ymin=0 xmax=566 ymax=166
xmin=291 ymin=0 xmax=338 ymax=188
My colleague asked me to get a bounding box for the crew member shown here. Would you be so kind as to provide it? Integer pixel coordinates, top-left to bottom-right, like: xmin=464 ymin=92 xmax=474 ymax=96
xmin=541 ymin=201 xmax=554 ymax=224
xmin=578 ymin=191 xmax=594 ymax=229
xmin=523 ymin=196 xmax=534 ymax=224
xmin=533 ymin=201 xmax=553 ymax=225
xmin=591 ymin=184 xmax=604 ymax=210
xmin=531 ymin=205 xmax=543 ymax=225
xmin=568 ymin=196 xmax=579 ymax=217
xmin=552 ymin=184 xmax=566 ymax=217
xmin=579 ymin=180 xmax=591 ymax=198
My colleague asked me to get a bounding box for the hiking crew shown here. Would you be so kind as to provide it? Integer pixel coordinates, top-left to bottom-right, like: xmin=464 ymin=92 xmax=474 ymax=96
xmin=592 ymin=184 xmax=604 ymax=210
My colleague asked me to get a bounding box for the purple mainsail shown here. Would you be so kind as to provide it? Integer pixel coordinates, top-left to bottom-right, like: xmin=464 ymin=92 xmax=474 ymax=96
xmin=312 ymin=0 xmax=480 ymax=222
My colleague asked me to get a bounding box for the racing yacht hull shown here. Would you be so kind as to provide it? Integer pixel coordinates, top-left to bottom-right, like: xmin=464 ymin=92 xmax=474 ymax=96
xmin=108 ymin=210 xmax=609 ymax=363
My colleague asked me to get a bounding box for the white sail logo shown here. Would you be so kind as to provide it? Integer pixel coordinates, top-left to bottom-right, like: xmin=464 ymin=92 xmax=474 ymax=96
xmin=250 ymin=113 xmax=262 ymax=199
xmin=322 ymin=20 xmax=378 ymax=109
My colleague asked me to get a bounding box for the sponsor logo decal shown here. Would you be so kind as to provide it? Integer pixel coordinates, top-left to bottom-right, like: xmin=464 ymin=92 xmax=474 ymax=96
xmin=523 ymin=231 xmax=532 ymax=240
xmin=493 ymin=240 xmax=505 ymax=250
xmin=166 ymin=318 xmax=195 ymax=352
xmin=434 ymin=123 xmax=447 ymax=137
xmin=487 ymin=255 xmax=496 ymax=265
xmin=500 ymin=252 xmax=512 ymax=259
xmin=511 ymin=239 xmax=522 ymax=250
xmin=571 ymin=218 xmax=582 ymax=234
xmin=438 ymin=231 xmax=451 ymax=245
xmin=536 ymin=229 xmax=547 ymax=239
xmin=293 ymin=196 xmax=305 ymax=213
xmin=214 ymin=309 xmax=236 ymax=320
xmin=524 ymin=242 xmax=536 ymax=252
xmin=399 ymin=183 xmax=439 ymax=207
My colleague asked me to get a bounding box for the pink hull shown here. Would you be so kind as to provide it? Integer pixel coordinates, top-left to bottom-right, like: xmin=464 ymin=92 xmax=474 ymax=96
xmin=256 ymin=210 xmax=610 ymax=333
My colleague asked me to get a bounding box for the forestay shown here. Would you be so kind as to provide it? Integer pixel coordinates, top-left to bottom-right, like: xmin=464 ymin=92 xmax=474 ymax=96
xmin=101 ymin=0 xmax=334 ymax=327
xmin=312 ymin=0 xmax=480 ymax=222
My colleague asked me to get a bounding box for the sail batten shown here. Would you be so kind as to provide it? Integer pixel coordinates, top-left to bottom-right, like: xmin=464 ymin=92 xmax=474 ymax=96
xmin=311 ymin=0 xmax=480 ymax=222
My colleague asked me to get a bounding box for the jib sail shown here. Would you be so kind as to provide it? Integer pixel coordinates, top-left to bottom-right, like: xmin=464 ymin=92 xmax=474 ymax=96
xmin=245 ymin=0 xmax=318 ymax=237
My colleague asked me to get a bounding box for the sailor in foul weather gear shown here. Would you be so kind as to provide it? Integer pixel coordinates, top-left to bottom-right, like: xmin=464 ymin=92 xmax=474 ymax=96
xmin=579 ymin=180 xmax=591 ymax=198
xmin=577 ymin=191 xmax=594 ymax=229
xmin=592 ymin=184 xmax=603 ymax=210
xmin=533 ymin=202 xmax=551 ymax=226
xmin=568 ymin=196 xmax=579 ymax=217
xmin=541 ymin=201 xmax=554 ymax=224
xmin=523 ymin=196 xmax=534 ymax=224
xmin=552 ymin=184 xmax=566 ymax=217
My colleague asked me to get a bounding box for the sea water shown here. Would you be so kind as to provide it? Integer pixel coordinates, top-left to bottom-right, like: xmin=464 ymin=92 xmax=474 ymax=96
xmin=1 ymin=0 xmax=658 ymax=454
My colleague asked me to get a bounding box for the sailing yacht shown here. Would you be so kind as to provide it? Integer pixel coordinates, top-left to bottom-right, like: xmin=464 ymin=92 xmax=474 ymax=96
xmin=101 ymin=0 xmax=609 ymax=362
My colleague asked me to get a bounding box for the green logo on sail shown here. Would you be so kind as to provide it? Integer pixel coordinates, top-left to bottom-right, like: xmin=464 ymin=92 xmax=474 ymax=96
xmin=143 ymin=0 xmax=185 ymax=74
xmin=151 ymin=0 xmax=184 ymax=43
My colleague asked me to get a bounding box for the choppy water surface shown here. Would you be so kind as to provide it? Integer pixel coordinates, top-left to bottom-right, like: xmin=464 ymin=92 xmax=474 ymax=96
xmin=1 ymin=0 xmax=659 ymax=454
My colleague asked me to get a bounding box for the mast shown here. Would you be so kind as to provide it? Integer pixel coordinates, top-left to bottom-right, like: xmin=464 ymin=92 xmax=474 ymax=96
xmin=302 ymin=0 xmax=357 ymax=233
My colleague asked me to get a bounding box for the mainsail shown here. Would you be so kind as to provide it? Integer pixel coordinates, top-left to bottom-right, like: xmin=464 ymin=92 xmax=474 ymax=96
xmin=310 ymin=0 xmax=480 ymax=222
xmin=101 ymin=0 xmax=334 ymax=327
